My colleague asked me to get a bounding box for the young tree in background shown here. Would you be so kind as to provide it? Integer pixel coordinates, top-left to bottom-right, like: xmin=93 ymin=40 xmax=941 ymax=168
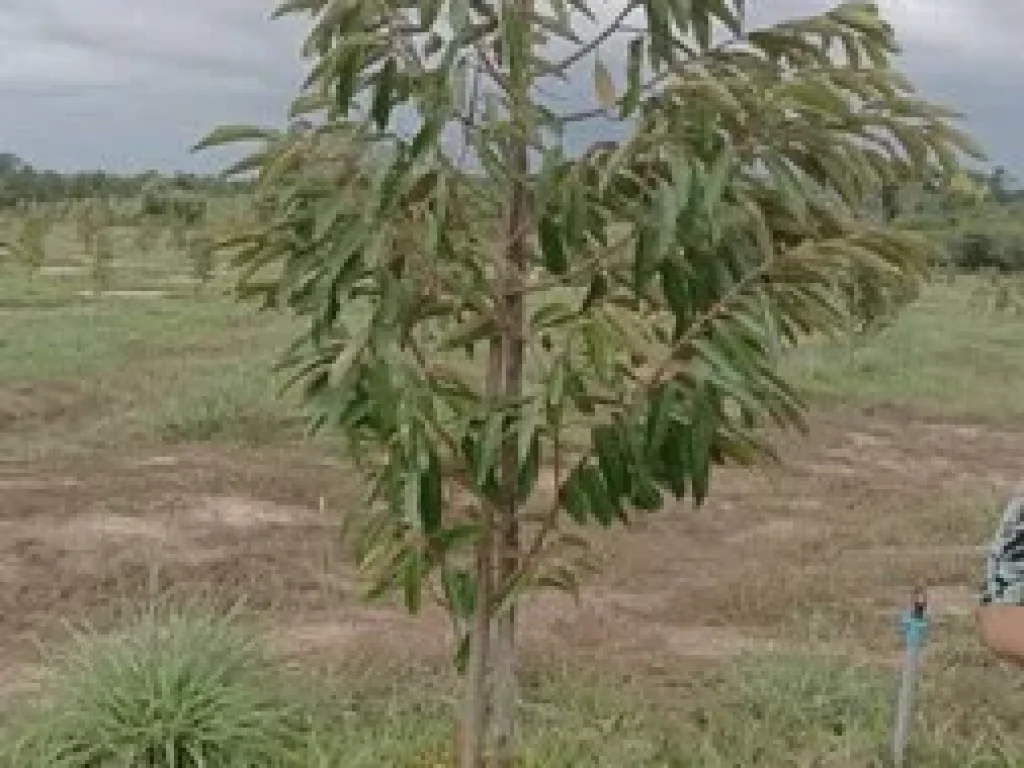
xmin=199 ymin=1 xmax=979 ymax=765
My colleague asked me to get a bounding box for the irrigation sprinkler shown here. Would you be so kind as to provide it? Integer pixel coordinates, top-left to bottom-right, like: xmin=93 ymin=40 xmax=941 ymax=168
xmin=893 ymin=586 xmax=929 ymax=767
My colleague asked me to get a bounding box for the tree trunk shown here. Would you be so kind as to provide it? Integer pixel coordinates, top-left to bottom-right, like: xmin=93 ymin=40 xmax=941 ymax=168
xmin=460 ymin=527 xmax=492 ymax=768
xmin=492 ymin=179 xmax=526 ymax=763
xmin=492 ymin=0 xmax=531 ymax=760
xmin=460 ymin=341 xmax=505 ymax=768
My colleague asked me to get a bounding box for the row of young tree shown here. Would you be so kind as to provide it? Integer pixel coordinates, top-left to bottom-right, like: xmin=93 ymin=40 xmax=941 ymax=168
xmin=0 ymin=197 xmax=217 ymax=293
xmin=0 ymin=152 xmax=246 ymax=208
xmin=190 ymin=1 xmax=981 ymax=766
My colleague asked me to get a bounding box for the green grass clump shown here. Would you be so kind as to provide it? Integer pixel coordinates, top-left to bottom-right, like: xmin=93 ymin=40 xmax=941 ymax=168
xmin=2 ymin=602 xmax=314 ymax=768
xmin=152 ymin=370 xmax=299 ymax=446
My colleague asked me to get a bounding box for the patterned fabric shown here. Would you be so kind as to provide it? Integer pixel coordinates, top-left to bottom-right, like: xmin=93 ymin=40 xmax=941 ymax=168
xmin=982 ymin=493 xmax=1024 ymax=605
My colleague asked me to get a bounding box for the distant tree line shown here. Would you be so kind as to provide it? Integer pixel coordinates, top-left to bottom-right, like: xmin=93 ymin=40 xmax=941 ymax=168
xmin=944 ymin=231 xmax=1024 ymax=273
xmin=883 ymin=166 xmax=1024 ymax=274
xmin=0 ymin=152 xmax=248 ymax=207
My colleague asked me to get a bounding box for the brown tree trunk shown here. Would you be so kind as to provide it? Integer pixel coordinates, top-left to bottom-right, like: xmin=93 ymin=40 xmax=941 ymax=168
xmin=492 ymin=0 xmax=532 ymax=760
xmin=460 ymin=341 xmax=505 ymax=768
xmin=492 ymin=170 xmax=527 ymax=764
xmin=459 ymin=531 xmax=492 ymax=768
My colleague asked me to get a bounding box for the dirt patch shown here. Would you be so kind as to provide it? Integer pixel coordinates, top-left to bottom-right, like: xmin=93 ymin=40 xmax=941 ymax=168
xmin=0 ymin=662 xmax=44 ymax=703
xmin=0 ymin=477 xmax=81 ymax=491
xmin=271 ymin=608 xmax=450 ymax=664
xmin=125 ymin=456 xmax=180 ymax=469
xmin=58 ymin=512 xmax=171 ymax=545
xmin=659 ymin=626 xmax=770 ymax=659
xmin=39 ymin=265 xmax=85 ymax=276
xmin=726 ymin=518 xmax=829 ymax=545
xmin=0 ymin=382 xmax=101 ymax=432
xmin=0 ymin=408 xmax=1019 ymax=695
xmin=181 ymin=495 xmax=315 ymax=528
xmin=75 ymin=289 xmax=167 ymax=299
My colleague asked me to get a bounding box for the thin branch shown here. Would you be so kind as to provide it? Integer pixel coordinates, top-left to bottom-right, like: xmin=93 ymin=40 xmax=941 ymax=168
xmin=474 ymin=42 xmax=512 ymax=94
xmin=542 ymin=1 xmax=640 ymax=76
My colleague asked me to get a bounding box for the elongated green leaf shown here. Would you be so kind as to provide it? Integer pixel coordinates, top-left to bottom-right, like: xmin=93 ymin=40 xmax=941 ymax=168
xmin=560 ymin=465 xmax=592 ymax=524
xmin=403 ymin=550 xmax=424 ymax=613
xmin=371 ymin=57 xmax=397 ymax=130
xmin=192 ymin=125 xmax=280 ymax=152
xmin=593 ymin=425 xmax=630 ymax=502
xmin=443 ymin=568 xmax=476 ymax=618
xmin=621 ymin=38 xmax=645 ymax=118
xmin=580 ymin=464 xmax=618 ymax=526
xmin=539 ymin=215 xmax=568 ymax=275
xmin=419 ymin=447 xmax=443 ymax=536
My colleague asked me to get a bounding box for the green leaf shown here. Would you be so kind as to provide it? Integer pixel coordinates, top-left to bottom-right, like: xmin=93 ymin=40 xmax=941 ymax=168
xmin=656 ymin=181 xmax=678 ymax=258
xmin=476 ymin=412 xmax=505 ymax=489
xmin=443 ymin=568 xmax=476 ymax=618
xmin=421 ymin=0 xmax=443 ymax=28
xmin=192 ymin=125 xmax=279 ymax=152
xmin=502 ymin=0 xmax=529 ymax=87
xmin=454 ymin=631 xmax=472 ymax=674
xmin=688 ymin=386 xmax=717 ymax=505
xmin=560 ymin=465 xmax=591 ymax=523
xmin=693 ymin=0 xmax=712 ymax=50
xmin=566 ymin=183 xmax=587 ymax=248
xmin=289 ymin=93 xmax=331 ymax=118
xmin=334 ymin=44 xmax=365 ymax=115
xmin=581 ymin=464 xmax=622 ymax=526
xmin=659 ymin=257 xmax=690 ymax=328
xmin=657 ymin=421 xmax=689 ymax=499
xmin=645 ymin=0 xmax=672 ymax=67
xmin=668 ymin=0 xmax=693 ymax=36
xmin=419 ymin=447 xmax=443 ymax=536
xmin=621 ymin=38 xmax=644 ymax=118
xmin=371 ymin=57 xmax=398 ymax=130
xmin=634 ymin=224 xmax=660 ymax=292
xmin=403 ymin=550 xmax=424 ymax=613
xmin=539 ymin=215 xmax=568 ymax=275
xmin=593 ymin=424 xmax=630 ymax=502
xmin=272 ymin=0 xmax=328 ymax=20
xmin=629 ymin=475 xmax=663 ymax=511
xmin=581 ymin=271 xmax=609 ymax=313
xmin=703 ymin=140 xmax=734 ymax=214
xmin=517 ymin=430 xmax=542 ymax=502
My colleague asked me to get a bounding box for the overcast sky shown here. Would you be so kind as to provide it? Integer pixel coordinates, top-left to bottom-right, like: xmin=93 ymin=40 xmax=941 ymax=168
xmin=0 ymin=1 xmax=1019 ymax=175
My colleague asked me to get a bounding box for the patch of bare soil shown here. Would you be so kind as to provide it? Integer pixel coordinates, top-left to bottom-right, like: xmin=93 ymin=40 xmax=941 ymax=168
xmin=0 ymin=382 xmax=101 ymax=432
xmin=39 ymin=265 xmax=86 ymax=276
xmin=75 ymin=289 xmax=168 ymax=299
xmin=0 ymin=407 xmax=1019 ymax=694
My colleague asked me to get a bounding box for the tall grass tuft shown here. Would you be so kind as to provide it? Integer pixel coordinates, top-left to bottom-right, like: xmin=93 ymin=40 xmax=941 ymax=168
xmin=3 ymin=600 xmax=313 ymax=767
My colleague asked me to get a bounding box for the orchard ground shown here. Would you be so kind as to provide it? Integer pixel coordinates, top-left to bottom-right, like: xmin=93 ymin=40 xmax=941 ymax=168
xmin=3 ymin=220 xmax=1024 ymax=764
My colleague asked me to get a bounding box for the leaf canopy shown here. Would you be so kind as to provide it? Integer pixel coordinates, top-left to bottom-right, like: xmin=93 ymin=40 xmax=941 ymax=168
xmin=202 ymin=0 xmax=979 ymax=611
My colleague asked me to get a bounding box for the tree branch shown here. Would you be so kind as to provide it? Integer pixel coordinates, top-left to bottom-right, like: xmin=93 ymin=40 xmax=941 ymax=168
xmin=645 ymin=257 xmax=773 ymax=389
xmin=541 ymin=1 xmax=640 ymax=76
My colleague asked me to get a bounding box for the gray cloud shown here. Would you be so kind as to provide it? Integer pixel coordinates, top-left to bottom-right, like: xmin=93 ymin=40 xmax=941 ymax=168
xmin=0 ymin=1 xmax=1019 ymax=173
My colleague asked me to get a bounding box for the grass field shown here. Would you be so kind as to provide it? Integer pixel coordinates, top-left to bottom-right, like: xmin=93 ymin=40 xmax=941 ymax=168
xmin=3 ymin=220 xmax=1024 ymax=764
